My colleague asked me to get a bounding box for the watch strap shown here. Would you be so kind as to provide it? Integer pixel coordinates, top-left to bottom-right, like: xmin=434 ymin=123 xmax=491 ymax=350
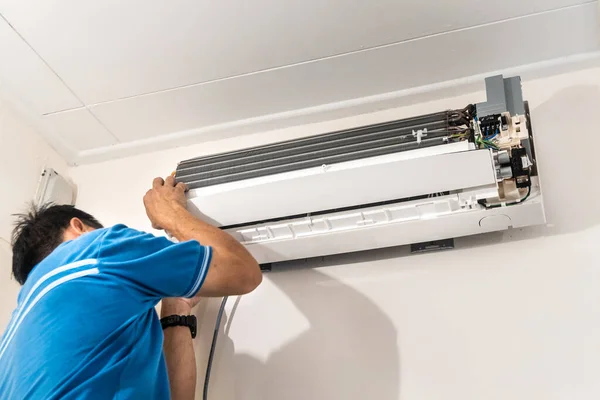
xmin=160 ymin=315 xmax=197 ymax=339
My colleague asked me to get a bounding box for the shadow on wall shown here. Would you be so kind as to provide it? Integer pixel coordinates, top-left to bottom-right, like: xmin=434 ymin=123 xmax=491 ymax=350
xmin=207 ymin=267 xmax=400 ymax=400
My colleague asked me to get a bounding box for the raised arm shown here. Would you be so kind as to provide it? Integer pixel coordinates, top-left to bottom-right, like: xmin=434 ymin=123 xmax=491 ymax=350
xmin=143 ymin=176 xmax=262 ymax=297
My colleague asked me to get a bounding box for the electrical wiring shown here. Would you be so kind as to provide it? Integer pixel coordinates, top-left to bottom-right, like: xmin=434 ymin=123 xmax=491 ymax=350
xmin=473 ymin=116 xmax=486 ymax=149
xmin=203 ymin=296 xmax=229 ymax=400
xmin=475 ymin=136 xmax=498 ymax=150
xmin=480 ymin=185 xmax=531 ymax=209
xmin=517 ymin=185 xmax=532 ymax=204
xmin=483 ymin=141 xmax=499 ymax=150
xmin=449 ymin=117 xmax=470 ymax=127
xmin=484 ymin=128 xmax=500 ymax=141
xmin=448 ymin=108 xmax=472 ymax=127
xmin=449 ymin=131 xmax=469 ymax=139
xmin=462 ymin=104 xmax=476 ymax=117
xmin=473 ymin=120 xmax=497 ymax=149
xmin=447 ymin=133 xmax=470 ymax=144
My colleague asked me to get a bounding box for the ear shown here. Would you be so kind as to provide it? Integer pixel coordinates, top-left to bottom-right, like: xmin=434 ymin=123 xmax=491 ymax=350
xmin=62 ymin=218 xmax=93 ymax=242
xmin=69 ymin=217 xmax=87 ymax=235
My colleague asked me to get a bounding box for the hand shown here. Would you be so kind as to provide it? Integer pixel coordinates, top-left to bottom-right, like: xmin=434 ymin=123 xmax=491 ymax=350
xmin=143 ymin=176 xmax=188 ymax=230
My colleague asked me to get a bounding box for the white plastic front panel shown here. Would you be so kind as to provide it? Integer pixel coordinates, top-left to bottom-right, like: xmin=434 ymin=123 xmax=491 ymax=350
xmin=187 ymin=144 xmax=497 ymax=227
xmin=227 ymin=193 xmax=466 ymax=243
xmin=241 ymin=196 xmax=546 ymax=264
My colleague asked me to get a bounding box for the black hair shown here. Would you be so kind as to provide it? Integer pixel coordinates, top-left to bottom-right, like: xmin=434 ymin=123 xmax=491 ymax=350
xmin=11 ymin=203 xmax=103 ymax=285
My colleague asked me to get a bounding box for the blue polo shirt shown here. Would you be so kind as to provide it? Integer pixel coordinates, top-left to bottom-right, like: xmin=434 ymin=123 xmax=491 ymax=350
xmin=0 ymin=224 xmax=212 ymax=399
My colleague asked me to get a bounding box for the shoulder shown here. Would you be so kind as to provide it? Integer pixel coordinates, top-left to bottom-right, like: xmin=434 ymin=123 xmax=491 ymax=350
xmin=29 ymin=225 xmax=142 ymax=276
xmin=102 ymin=224 xmax=138 ymax=236
xmin=97 ymin=224 xmax=153 ymax=243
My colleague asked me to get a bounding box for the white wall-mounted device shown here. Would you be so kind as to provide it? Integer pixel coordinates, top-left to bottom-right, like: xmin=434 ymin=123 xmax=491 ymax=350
xmin=35 ymin=168 xmax=75 ymax=206
xmin=176 ymin=75 xmax=545 ymax=265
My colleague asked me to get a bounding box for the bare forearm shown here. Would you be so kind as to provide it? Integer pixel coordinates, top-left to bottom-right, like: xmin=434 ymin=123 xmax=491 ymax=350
xmin=167 ymin=206 xmax=251 ymax=258
xmin=162 ymin=300 xmax=196 ymax=400
xmin=163 ymin=206 xmax=261 ymax=296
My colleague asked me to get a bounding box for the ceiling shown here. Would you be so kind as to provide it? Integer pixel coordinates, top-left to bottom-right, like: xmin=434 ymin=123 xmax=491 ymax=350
xmin=0 ymin=1 xmax=598 ymax=164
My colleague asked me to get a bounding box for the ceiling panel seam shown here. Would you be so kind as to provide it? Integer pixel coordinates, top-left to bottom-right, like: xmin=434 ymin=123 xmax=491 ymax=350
xmin=40 ymin=107 xmax=120 ymax=143
xmin=0 ymin=12 xmax=121 ymax=145
xmin=36 ymin=0 xmax=600 ymax=112
xmin=85 ymin=107 xmax=120 ymax=143
xmin=0 ymin=12 xmax=85 ymax=109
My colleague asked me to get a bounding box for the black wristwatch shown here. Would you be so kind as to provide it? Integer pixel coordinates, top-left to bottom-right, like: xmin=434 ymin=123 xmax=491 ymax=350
xmin=160 ymin=315 xmax=197 ymax=339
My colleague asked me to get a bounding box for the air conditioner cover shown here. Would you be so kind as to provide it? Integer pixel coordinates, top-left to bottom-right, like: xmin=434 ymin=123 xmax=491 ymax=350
xmin=176 ymin=75 xmax=545 ymax=264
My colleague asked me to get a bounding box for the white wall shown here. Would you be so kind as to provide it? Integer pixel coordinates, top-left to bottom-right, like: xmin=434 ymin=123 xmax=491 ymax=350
xmin=0 ymin=101 xmax=70 ymax=330
xmin=69 ymin=67 xmax=600 ymax=400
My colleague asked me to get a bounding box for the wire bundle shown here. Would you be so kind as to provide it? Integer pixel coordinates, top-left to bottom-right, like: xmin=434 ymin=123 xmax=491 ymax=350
xmin=445 ymin=104 xmax=475 ymax=144
xmin=472 ymin=116 xmax=499 ymax=150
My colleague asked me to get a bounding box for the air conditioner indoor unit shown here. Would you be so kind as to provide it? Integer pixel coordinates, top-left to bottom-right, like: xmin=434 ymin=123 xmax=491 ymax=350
xmin=176 ymin=75 xmax=545 ymax=265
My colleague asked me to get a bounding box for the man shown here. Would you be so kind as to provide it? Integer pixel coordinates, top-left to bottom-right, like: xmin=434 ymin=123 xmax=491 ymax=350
xmin=0 ymin=176 xmax=262 ymax=399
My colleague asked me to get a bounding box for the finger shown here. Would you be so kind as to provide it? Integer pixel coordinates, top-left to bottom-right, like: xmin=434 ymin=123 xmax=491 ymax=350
xmin=175 ymin=182 xmax=188 ymax=192
xmin=165 ymin=175 xmax=176 ymax=187
xmin=152 ymin=177 xmax=164 ymax=189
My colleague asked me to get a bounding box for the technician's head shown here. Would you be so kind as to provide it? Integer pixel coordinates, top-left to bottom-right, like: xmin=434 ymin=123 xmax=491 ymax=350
xmin=11 ymin=204 xmax=103 ymax=285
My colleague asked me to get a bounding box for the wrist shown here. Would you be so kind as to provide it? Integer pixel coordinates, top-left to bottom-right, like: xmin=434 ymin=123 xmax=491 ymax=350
xmin=159 ymin=205 xmax=191 ymax=237
xmin=161 ymin=298 xmax=192 ymax=317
